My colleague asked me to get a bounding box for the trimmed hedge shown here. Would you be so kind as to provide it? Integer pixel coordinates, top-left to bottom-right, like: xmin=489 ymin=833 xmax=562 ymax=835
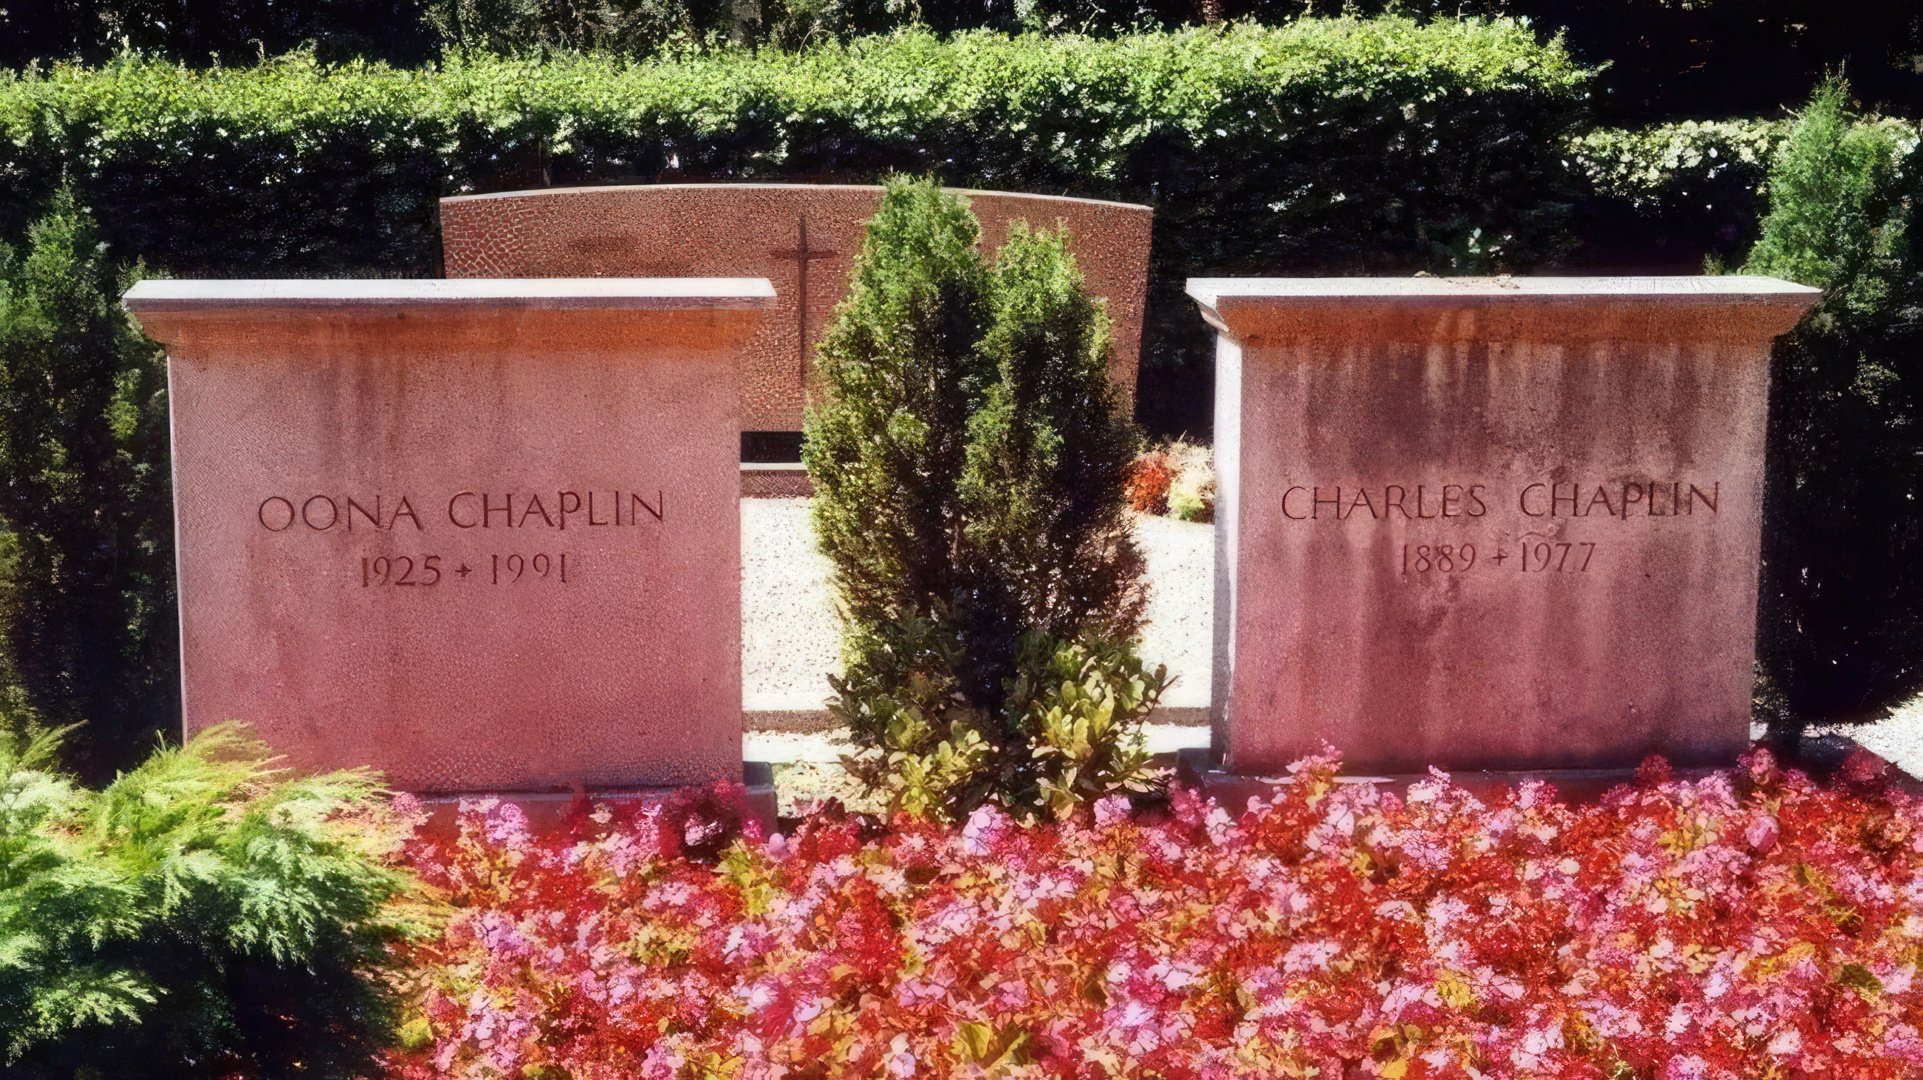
xmin=1567 ymin=117 xmax=1918 ymax=271
xmin=1567 ymin=119 xmax=1787 ymax=269
xmin=0 ymin=19 xmax=1592 ymax=432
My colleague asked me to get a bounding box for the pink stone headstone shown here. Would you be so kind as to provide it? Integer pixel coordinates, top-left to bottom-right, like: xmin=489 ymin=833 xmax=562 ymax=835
xmin=439 ymin=184 xmax=1153 ymax=434
xmin=125 ymin=279 xmax=771 ymax=796
xmin=1188 ymin=277 xmax=1819 ymax=780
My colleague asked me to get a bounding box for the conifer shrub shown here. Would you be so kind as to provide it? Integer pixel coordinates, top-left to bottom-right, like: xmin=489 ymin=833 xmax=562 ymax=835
xmin=0 ymin=193 xmax=175 ymax=779
xmin=1744 ymin=80 xmax=1923 ymax=731
xmin=0 ymin=723 xmax=421 ymax=1078
xmin=805 ymin=177 xmax=1165 ymax=823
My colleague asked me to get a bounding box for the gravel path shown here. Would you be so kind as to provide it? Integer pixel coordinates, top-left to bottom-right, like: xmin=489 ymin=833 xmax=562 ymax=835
xmin=1812 ymin=699 xmax=1923 ymax=778
xmin=743 ymin=498 xmax=1213 ymax=728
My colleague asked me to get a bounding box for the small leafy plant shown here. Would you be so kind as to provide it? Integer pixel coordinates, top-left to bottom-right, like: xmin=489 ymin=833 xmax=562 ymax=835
xmin=806 ymin=177 xmax=1164 ymax=822
xmin=1131 ymin=439 xmax=1217 ymax=522
xmin=1166 ymin=449 xmax=1216 ymax=523
xmin=0 ymin=723 xmax=422 ymax=1078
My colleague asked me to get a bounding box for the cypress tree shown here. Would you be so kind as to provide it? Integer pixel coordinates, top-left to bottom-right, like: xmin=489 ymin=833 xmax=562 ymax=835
xmin=1744 ymin=79 xmax=1923 ymax=735
xmin=0 ymin=193 xmax=175 ymax=778
xmin=805 ymin=177 xmax=1162 ymax=821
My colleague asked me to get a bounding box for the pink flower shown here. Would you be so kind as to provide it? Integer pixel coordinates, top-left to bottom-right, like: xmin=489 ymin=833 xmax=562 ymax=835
xmin=961 ymin=804 xmax=1011 ymax=855
xmin=885 ymin=1034 xmax=916 ymax=1076
xmin=1766 ymin=1028 xmax=1803 ymax=1057
xmin=483 ymin=801 xmax=531 ymax=851
xmin=389 ymin=749 xmax=1923 ymax=1080
xmin=1094 ymin=794 xmax=1133 ymax=827
xmin=1663 ymin=1055 xmax=1710 ymax=1080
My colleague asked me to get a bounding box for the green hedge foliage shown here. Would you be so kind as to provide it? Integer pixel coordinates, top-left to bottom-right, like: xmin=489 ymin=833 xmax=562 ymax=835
xmin=0 ymin=194 xmax=174 ymax=781
xmin=1568 ymin=119 xmax=1787 ymax=269
xmin=11 ymin=1 xmax=1921 ymax=126
xmin=0 ymin=20 xmax=1592 ymax=432
xmin=1568 ymin=116 xmax=1919 ymax=271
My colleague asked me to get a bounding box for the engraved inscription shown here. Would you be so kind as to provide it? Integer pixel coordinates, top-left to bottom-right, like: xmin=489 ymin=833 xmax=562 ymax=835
xmin=357 ymin=552 xmax=572 ymax=587
xmin=257 ymin=487 xmax=663 ymax=590
xmin=258 ymin=489 xmax=664 ymax=532
xmin=1280 ymin=477 xmax=1720 ymax=522
xmin=1285 ymin=474 xmax=1721 ymax=583
xmin=1399 ymin=540 xmax=1600 ymax=577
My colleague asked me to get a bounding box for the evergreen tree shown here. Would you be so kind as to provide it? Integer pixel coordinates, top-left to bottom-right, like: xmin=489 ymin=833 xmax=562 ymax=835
xmin=805 ymin=178 xmax=993 ymax=633
xmin=806 ymin=177 xmax=1162 ymax=822
xmin=1744 ymin=80 xmax=1907 ymax=320
xmin=0 ymin=193 xmax=176 ymax=779
xmin=957 ymin=223 xmax=1147 ymax=695
xmin=1744 ymin=80 xmax=1923 ymax=735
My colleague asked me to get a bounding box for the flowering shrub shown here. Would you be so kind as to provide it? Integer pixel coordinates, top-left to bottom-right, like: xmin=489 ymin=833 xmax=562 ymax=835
xmin=1128 ymin=441 xmax=1215 ymax=522
xmin=1125 ymin=453 xmax=1173 ymax=515
xmin=389 ymin=750 xmax=1923 ymax=1078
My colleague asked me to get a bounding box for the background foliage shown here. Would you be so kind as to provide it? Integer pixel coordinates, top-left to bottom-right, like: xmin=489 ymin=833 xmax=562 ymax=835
xmin=0 ymin=19 xmax=1592 ymax=434
xmin=0 ymin=195 xmax=174 ymax=780
xmin=4 ymin=1 xmax=1919 ymax=123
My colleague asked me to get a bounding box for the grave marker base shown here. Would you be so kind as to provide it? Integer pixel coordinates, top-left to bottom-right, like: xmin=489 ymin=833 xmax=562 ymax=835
xmin=416 ymin=762 xmax=778 ymax=836
xmin=1176 ymin=748 xmax=1720 ymax=806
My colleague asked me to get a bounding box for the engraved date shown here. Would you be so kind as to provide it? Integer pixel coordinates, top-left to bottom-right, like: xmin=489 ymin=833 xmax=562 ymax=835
xmin=359 ymin=552 xmax=570 ymax=587
xmin=1399 ymin=540 xmax=1597 ymax=578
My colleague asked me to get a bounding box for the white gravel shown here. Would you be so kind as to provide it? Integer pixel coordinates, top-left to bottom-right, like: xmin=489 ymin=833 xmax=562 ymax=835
xmin=743 ymin=499 xmax=1213 ymax=728
xmin=1812 ymin=698 xmax=1923 ymax=778
xmin=741 ymin=499 xmax=841 ymax=720
xmin=747 ymin=723 xmax=1209 ymax=765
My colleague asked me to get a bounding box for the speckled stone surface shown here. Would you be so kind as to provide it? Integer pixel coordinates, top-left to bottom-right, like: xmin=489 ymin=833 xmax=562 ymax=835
xmin=1191 ymin=276 xmax=1819 ymax=776
xmin=441 ymin=184 xmax=1153 ymax=432
xmin=126 ymin=278 xmax=771 ymax=795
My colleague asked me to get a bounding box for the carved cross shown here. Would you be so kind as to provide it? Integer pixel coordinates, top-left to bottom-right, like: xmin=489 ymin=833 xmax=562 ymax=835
xmin=770 ymin=215 xmax=840 ymax=388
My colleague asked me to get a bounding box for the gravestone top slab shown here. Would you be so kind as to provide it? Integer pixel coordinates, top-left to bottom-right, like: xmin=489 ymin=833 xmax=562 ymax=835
xmin=1187 ymin=275 xmax=1819 ymax=302
xmin=1189 ymin=276 xmax=1820 ymax=344
xmin=444 ymin=182 xmax=1151 ymax=211
xmin=125 ymin=277 xmax=774 ymax=309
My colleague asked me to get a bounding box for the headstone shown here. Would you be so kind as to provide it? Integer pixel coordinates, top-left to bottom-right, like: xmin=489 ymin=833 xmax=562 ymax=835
xmin=124 ymin=278 xmax=772 ymax=796
xmin=440 ymin=184 xmax=1154 ymax=435
xmin=1188 ymin=277 xmax=1819 ymax=778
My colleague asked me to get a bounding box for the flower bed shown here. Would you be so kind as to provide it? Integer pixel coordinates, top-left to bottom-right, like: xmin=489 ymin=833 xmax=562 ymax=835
xmin=388 ymin=750 xmax=1923 ymax=1078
